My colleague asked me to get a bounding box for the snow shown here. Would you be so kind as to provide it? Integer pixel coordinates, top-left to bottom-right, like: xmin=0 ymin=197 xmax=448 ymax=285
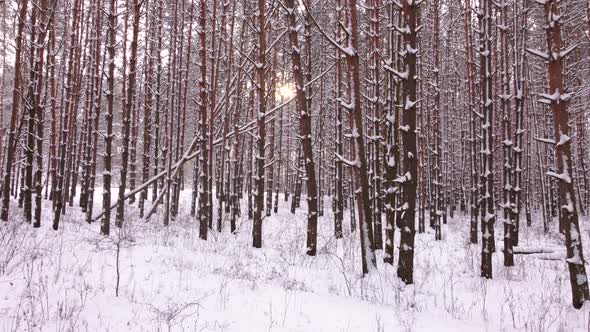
xmin=383 ymin=65 xmax=409 ymax=80
xmin=405 ymin=44 xmax=418 ymax=55
xmin=556 ymin=133 xmax=571 ymax=147
xmin=539 ymin=91 xmax=561 ymax=102
xmin=526 ymin=47 xmax=549 ymax=60
xmin=546 ymin=170 xmax=572 ymax=184
xmin=534 ymin=136 xmax=556 ymax=145
xmin=1 ymin=190 xmax=589 ymax=331
xmin=404 ymin=96 xmax=417 ymax=111
xmin=559 ymin=45 xmax=577 ymax=59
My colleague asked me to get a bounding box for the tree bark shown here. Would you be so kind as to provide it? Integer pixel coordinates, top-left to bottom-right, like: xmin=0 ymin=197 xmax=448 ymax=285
xmin=535 ymin=0 xmax=590 ymax=309
xmin=0 ymin=0 xmax=29 ymax=222
xmin=395 ymin=0 xmax=420 ymax=284
xmin=253 ymin=0 xmax=267 ymax=248
xmin=286 ymin=0 xmax=319 ymax=256
xmin=116 ymin=0 xmax=141 ymax=227
xmin=479 ymin=0 xmax=495 ymax=279
xmin=102 ymin=0 xmax=118 ymax=236
xmin=347 ymin=0 xmax=377 ymax=274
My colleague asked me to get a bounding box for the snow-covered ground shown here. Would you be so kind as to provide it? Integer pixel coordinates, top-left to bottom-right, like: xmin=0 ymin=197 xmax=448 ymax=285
xmin=1 ymin=191 xmax=589 ymax=331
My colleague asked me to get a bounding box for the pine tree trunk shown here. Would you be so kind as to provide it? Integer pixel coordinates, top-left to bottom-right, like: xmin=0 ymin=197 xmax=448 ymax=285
xmin=369 ymin=0 xmax=383 ymax=250
xmin=499 ymin=0 xmax=514 ymax=267
xmin=33 ymin=0 xmax=50 ymax=227
xmin=252 ymin=0 xmax=267 ymax=248
xmin=85 ymin=0 xmax=104 ymax=224
xmin=463 ymin=0 xmax=479 ymax=245
xmin=383 ymin=1 xmax=399 ymax=264
xmin=347 ymin=0 xmax=377 ymax=275
xmin=24 ymin=6 xmax=39 ymax=224
xmin=286 ymin=0 xmax=319 ymax=256
xmin=54 ymin=0 xmax=82 ymax=230
xmin=0 ymin=0 xmax=28 ymax=222
xmin=116 ymin=0 xmax=141 ymax=228
xmin=479 ymin=0 xmax=495 ymax=279
xmin=432 ymin=0 xmax=443 ymax=241
xmin=395 ymin=0 xmax=420 ymax=284
xmin=102 ymin=0 xmax=118 ymax=236
xmin=139 ymin=0 xmax=155 ymax=218
xmin=535 ymin=0 xmax=590 ymax=309
xmin=333 ymin=0 xmax=344 ymax=238
xmin=198 ymin=0 xmax=210 ymax=240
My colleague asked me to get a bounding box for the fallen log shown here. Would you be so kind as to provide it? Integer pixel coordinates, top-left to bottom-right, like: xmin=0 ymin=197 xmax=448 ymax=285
xmin=512 ymin=247 xmax=559 ymax=255
xmin=502 ymin=247 xmax=566 ymax=261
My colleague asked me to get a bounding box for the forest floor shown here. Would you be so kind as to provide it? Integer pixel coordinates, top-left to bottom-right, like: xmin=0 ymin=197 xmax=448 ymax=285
xmin=0 ymin=190 xmax=589 ymax=331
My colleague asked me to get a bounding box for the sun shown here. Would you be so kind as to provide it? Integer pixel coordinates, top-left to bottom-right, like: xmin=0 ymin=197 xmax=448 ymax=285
xmin=276 ymin=83 xmax=296 ymax=99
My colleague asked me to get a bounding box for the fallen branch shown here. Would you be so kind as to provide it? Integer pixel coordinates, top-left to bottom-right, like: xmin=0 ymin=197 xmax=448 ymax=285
xmin=91 ymin=95 xmax=298 ymax=223
xmin=91 ymin=149 xmax=201 ymax=223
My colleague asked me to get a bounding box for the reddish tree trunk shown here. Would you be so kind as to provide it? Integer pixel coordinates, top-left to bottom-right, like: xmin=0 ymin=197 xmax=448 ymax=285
xmin=0 ymin=0 xmax=28 ymax=222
